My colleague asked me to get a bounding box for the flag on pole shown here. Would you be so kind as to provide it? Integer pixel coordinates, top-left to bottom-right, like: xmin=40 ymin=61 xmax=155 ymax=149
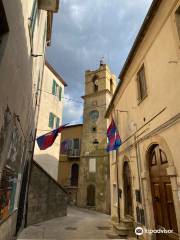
xmin=37 ymin=124 xmax=68 ymax=150
xmin=60 ymin=140 xmax=69 ymax=154
xmin=106 ymin=119 xmax=121 ymax=152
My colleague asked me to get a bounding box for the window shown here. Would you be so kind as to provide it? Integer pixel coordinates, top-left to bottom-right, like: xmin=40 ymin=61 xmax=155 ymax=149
xmin=89 ymin=158 xmax=96 ymax=173
xmin=92 ymin=76 xmax=98 ymax=92
xmin=0 ymin=0 xmax=9 ymax=37
xmin=92 ymin=126 xmax=97 ymax=132
xmin=56 ymin=117 xmax=60 ymax=128
xmin=73 ymin=138 xmax=80 ymax=149
xmin=137 ymin=65 xmax=147 ymax=102
xmin=49 ymin=112 xmax=55 ymax=128
xmin=59 ymin=86 xmax=62 ymax=101
xmin=29 ymin=0 xmax=38 ymax=45
xmin=160 ymin=149 xmax=168 ymax=164
xmin=52 ymin=80 xmax=62 ymax=101
xmin=49 ymin=113 xmax=60 ymax=129
xmin=175 ymin=6 xmax=180 ymax=40
xmin=151 ymin=152 xmax=157 ymax=166
xmin=52 ymin=80 xmax=57 ymax=95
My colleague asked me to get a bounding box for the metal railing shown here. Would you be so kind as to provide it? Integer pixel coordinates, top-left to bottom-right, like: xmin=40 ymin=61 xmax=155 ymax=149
xmin=67 ymin=148 xmax=80 ymax=157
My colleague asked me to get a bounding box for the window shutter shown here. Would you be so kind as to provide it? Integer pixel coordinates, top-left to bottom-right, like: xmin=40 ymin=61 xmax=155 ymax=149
xmin=59 ymin=86 xmax=62 ymax=101
xmin=136 ymin=75 xmax=141 ymax=101
xmin=49 ymin=112 xmax=54 ymax=128
xmin=137 ymin=65 xmax=147 ymax=102
xmin=29 ymin=0 xmax=38 ymax=42
xmin=56 ymin=117 xmax=60 ymax=128
xmin=52 ymin=80 xmax=56 ymax=95
xmin=140 ymin=66 xmax=147 ymax=99
xmin=73 ymin=138 xmax=80 ymax=149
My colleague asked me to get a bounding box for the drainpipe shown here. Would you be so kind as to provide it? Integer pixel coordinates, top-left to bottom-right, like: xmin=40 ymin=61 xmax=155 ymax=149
xmin=134 ymin=127 xmax=147 ymax=227
xmin=115 ymin=110 xmax=121 ymax=224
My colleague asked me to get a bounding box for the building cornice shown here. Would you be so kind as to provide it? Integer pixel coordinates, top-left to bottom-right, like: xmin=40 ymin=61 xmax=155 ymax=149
xmin=82 ymin=89 xmax=113 ymax=99
xmin=45 ymin=60 xmax=68 ymax=86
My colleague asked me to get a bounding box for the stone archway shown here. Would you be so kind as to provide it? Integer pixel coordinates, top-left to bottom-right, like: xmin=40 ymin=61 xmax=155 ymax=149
xmin=148 ymin=144 xmax=178 ymax=240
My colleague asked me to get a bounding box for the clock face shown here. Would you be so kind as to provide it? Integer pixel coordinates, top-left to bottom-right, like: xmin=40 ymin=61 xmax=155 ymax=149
xmin=89 ymin=110 xmax=99 ymax=122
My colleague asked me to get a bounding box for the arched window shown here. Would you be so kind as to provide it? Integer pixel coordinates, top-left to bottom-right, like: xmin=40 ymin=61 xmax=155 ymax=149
xmin=92 ymin=76 xmax=98 ymax=92
xmin=71 ymin=163 xmax=79 ymax=186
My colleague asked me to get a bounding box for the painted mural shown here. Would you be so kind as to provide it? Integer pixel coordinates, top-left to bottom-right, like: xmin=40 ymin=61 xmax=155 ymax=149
xmin=0 ymin=106 xmax=23 ymax=223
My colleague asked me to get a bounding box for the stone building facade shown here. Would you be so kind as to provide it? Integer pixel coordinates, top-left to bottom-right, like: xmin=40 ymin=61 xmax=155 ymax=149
xmin=106 ymin=0 xmax=180 ymax=239
xmin=58 ymin=124 xmax=83 ymax=205
xmin=0 ymin=0 xmax=59 ymax=239
xmin=34 ymin=61 xmax=67 ymax=180
xmin=77 ymin=62 xmax=116 ymax=214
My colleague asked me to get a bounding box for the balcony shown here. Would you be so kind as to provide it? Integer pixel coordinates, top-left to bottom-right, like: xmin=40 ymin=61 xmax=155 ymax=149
xmin=67 ymin=149 xmax=80 ymax=158
xmin=38 ymin=0 xmax=59 ymax=12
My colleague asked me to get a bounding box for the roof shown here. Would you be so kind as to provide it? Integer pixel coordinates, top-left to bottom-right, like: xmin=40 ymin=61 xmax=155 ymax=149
xmin=65 ymin=124 xmax=83 ymax=129
xmin=105 ymin=0 xmax=161 ymax=118
xmin=45 ymin=60 xmax=68 ymax=86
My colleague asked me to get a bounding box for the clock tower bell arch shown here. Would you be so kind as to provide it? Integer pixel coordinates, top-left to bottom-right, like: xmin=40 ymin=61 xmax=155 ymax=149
xmin=77 ymin=61 xmax=116 ymax=213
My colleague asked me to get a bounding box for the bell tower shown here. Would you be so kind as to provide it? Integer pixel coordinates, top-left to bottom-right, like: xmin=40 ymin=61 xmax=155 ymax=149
xmin=77 ymin=61 xmax=116 ymax=213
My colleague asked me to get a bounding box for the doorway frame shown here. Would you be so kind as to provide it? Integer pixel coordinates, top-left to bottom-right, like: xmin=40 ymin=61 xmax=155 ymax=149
xmin=143 ymin=135 xmax=180 ymax=235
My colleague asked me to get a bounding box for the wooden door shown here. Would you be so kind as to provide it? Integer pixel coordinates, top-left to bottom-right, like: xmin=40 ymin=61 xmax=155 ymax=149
xmin=149 ymin=145 xmax=178 ymax=240
xmin=71 ymin=163 xmax=79 ymax=186
xmin=87 ymin=185 xmax=95 ymax=206
xmin=123 ymin=161 xmax=133 ymax=216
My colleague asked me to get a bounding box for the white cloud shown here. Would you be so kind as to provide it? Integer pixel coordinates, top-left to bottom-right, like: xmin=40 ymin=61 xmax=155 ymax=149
xmin=48 ymin=0 xmax=153 ymax=124
xmin=63 ymin=94 xmax=83 ymax=124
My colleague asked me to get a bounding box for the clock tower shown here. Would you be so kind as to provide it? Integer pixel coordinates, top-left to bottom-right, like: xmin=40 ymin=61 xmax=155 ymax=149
xmin=77 ymin=61 xmax=116 ymax=213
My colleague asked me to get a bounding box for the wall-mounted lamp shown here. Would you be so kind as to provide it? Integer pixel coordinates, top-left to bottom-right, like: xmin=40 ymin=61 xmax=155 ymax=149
xmin=31 ymin=54 xmax=43 ymax=57
xmin=93 ymin=139 xmax=99 ymax=145
xmin=168 ymin=60 xmax=178 ymax=64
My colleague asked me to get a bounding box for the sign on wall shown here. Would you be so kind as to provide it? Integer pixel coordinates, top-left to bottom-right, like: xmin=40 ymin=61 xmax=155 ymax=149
xmin=89 ymin=158 xmax=96 ymax=173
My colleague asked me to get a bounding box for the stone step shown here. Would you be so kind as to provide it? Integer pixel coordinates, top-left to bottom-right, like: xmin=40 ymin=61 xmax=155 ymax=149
xmin=119 ymin=218 xmax=134 ymax=228
xmin=113 ymin=222 xmax=135 ymax=238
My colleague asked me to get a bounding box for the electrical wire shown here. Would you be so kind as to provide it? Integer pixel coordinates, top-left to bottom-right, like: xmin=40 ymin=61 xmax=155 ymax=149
xmin=38 ymin=89 xmax=109 ymax=109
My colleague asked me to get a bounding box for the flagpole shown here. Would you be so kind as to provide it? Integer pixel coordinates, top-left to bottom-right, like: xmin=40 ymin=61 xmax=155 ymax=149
xmin=115 ymin=110 xmax=121 ymax=224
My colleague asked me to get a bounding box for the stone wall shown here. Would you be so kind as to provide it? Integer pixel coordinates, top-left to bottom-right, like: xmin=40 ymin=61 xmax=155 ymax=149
xmin=27 ymin=161 xmax=68 ymax=226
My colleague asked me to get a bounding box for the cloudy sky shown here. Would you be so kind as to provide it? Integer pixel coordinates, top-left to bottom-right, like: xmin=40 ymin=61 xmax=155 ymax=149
xmin=47 ymin=0 xmax=152 ymax=125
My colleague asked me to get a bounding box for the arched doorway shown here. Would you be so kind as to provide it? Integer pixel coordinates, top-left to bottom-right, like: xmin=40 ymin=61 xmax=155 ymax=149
xmin=149 ymin=145 xmax=178 ymax=240
xmin=71 ymin=163 xmax=79 ymax=186
xmin=123 ymin=161 xmax=133 ymax=216
xmin=87 ymin=184 xmax=95 ymax=206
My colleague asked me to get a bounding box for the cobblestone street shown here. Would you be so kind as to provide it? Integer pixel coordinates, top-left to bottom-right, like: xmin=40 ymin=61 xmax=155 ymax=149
xmin=17 ymin=207 xmax=125 ymax=240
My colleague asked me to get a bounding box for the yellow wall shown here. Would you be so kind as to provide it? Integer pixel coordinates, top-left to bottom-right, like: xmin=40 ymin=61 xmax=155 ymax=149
xmin=34 ymin=65 xmax=65 ymax=180
xmin=109 ymin=0 xmax=180 ymax=237
xmin=58 ymin=125 xmax=83 ymax=186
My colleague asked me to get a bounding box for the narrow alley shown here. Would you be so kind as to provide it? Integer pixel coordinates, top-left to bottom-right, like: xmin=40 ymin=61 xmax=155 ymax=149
xmin=1 ymin=1 xmax=180 ymax=240
xmin=17 ymin=207 xmax=126 ymax=240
